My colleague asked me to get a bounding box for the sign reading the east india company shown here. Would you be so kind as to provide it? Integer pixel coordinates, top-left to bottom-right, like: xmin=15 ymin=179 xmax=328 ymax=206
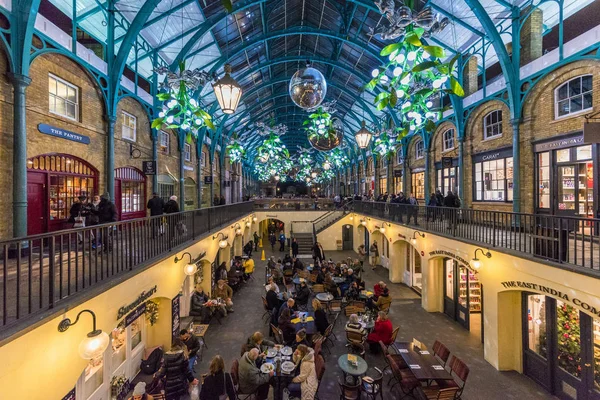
xmin=117 ymin=286 xmax=157 ymax=320
xmin=38 ymin=123 xmax=91 ymax=145
xmin=501 ymin=280 xmax=600 ymax=317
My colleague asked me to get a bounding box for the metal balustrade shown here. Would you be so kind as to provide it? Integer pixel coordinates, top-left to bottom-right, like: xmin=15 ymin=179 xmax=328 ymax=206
xmin=353 ymin=201 xmax=600 ymax=274
xmin=0 ymin=202 xmax=254 ymax=334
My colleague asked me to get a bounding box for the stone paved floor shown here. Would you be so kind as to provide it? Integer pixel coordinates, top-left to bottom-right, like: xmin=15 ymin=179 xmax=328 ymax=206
xmin=132 ymin=246 xmax=555 ymax=399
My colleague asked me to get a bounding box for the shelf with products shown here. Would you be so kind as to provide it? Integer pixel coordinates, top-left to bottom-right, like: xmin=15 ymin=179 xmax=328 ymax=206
xmin=594 ymin=319 xmax=600 ymax=349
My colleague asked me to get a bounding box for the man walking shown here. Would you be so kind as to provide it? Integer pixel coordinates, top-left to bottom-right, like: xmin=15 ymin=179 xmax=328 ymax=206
xmin=407 ymin=192 xmax=419 ymax=225
xmin=147 ymin=192 xmax=164 ymax=237
xmin=253 ymin=231 xmax=260 ymax=251
xmin=279 ymin=231 xmax=286 ymax=252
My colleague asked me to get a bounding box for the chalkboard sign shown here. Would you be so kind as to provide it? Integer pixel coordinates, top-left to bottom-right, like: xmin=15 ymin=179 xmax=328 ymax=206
xmin=143 ymin=161 xmax=157 ymax=175
xmin=171 ymin=295 xmax=180 ymax=342
xmin=211 ymin=261 xmax=217 ymax=294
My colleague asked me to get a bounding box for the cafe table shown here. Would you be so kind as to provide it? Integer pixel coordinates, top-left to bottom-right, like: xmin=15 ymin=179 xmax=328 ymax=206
xmin=315 ymin=292 xmax=333 ymax=311
xmin=263 ymin=346 xmax=297 ymax=400
xmin=291 ymin=312 xmax=316 ymax=335
xmin=332 ymin=276 xmax=345 ymax=284
xmin=392 ymin=342 xmax=453 ymax=381
xmin=358 ymin=315 xmax=375 ymax=331
xmin=337 ymin=353 xmax=368 ymax=384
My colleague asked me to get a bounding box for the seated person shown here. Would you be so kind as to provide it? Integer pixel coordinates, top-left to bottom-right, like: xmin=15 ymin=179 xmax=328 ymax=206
xmin=312 ymin=299 xmax=329 ymax=335
xmin=247 ymin=331 xmax=275 ymax=354
xmin=282 ymin=254 xmax=293 ymax=265
xmin=345 ymin=313 xmax=367 ymax=337
xmin=339 ymin=268 xmax=355 ymax=296
xmin=265 ymin=276 xmax=280 ymax=293
xmin=316 ymin=266 xmax=327 ymax=284
xmin=294 ymin=281 xmax=311 ymax=308
xmin=189 ymin=284 xmax=211 ymax=323
xmin=375 ymin=288 xmax=392 ymax=311
xmin=238 ymin=349 xmax=273 ymax=400
xmin=243 ymin=257 xmax=255 ymax=280
xmin=278 ymin=298 xmax=295 ymax=321
xmin=374 ymin=281 xmax=387 ymax=299
xmin=323 ymin=275 xmax=339 ymax=298
xmin=287 ymin=345 xmax=318 ymax=400
xmin=216 ymin=262 xmax=228 ymax=281
xmin=293 ymin=257 xmax=304 ymax=272
xmin=213 ymin=279 xmax=234 ymax=315
xmin=366 ymin=311 xmax=394 ymax=353
xmin=266 ymin=283 xmax=280 ymax=312
xmin=278 ymin=308 xmax=297 ymax=345
xmin=267 ymin=256 xmax=276 ymax=269
xmin=292 ymin=329 xmax=310 ymax=351
xmin=346 ymin=281 xmax=361 ymax=301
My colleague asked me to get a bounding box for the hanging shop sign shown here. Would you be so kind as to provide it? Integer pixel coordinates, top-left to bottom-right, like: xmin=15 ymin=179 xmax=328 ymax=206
xmin=142 ymin=161 xmax=157 ymax=175
xmin=428 ymin=250 xmax=469 ymax=266
xmin=62 ymin=388 xmax=76 ymax=400
xmin=204 ymin=176 xmax=213 ymax=184
xmin=500 ymin=280 xmax=600 ymax=317
xmin=38 ymin=124 xmax=90 ymax=145
xmin=171 ymin=295 xmax=181 ymax=341
xmin=117 ymin=285 xmax=157 ymax=320
xmin=471 ymin=147 xmax=513 ymax=163
xmin=441 ymin=157 xmax=453 ymax=168
xmin=533 ymin=132 xmax=583 ymax=152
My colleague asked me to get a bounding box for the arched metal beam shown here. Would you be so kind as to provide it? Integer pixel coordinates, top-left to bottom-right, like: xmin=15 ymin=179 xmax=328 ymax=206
xmin=206 ymin=26 xmax=385 ymax=74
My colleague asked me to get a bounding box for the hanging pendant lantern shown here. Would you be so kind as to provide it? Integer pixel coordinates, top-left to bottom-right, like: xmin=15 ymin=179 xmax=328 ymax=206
xmin=213 ymin=64 xmax=242 ymax=114
xmin=355 ymin=120 xmax=373 ymax=149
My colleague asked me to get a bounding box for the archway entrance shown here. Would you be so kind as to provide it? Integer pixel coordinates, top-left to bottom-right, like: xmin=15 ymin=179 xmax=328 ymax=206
xmin=115 ymin=166 xmax=147 ymax=220
xmin=184 ymin=177 xmax=197 ymax=210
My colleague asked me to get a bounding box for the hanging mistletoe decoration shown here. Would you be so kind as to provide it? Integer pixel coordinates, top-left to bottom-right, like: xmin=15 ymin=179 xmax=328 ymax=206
xmin=366 ymin=26 xmax=464 ymax=135
xmin=327 ymin=148 xmax=350 ymax=169
xmin=152 ymin=62 xmax=215 ymax=142
xmin=226 ymin=135 xmax=246 ymax=164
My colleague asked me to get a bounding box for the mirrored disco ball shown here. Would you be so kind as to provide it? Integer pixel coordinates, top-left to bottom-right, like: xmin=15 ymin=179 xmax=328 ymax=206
xmin=308 ymin=127 xmax=343 ymax=151
xmin=289 ymin=66 xmax=327 ymax=110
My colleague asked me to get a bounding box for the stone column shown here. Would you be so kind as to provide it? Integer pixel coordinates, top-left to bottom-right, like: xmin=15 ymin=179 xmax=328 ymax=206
xmin=106 ymin=115 xmax=117 ymax=201
xmin=458 ymin=139 xmax=464 ymax=203
xmin=424 ymin=149 xmax=431 ymax=201
xmin=9 ymin=73 xmax=31 ymax=238
xmin=520 ymin=7 xmax=543 ymax=66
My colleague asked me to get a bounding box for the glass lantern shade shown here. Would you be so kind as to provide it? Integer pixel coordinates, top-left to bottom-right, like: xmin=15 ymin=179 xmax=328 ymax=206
xmin=184 ymin=263 xmax=198 ymax=276
xmin=78 ymin=330 xmax=110 ymax=359
xmin=219 ymin=239 xmax=228 ymax=249
xmin=355 ymin=121 xmax=373 ymax=149
xmin=213 ymin=64 xmax=242 ymax=114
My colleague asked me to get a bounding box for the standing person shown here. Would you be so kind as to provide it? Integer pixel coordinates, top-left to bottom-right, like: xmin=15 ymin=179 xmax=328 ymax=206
xmin=407 ymin=192 xmax=419 ymax=225
xmin=444 ymin=190 xmax=457 ymax=229
xmin=291 ymin=238 xmax=299 ymax=258
xmin=213 ymin=195 xmax=220 ymax=206
xmin=238 ymin=349 xmax=273 ymax=400
xmin=243 ymin=257 xmax=255 ymax=280
xmin=199 ymin=355 xmax=236 ymax=400
xmin=163 ymin=195 xmax=180 ymax=239
xmin=97 ymin=193 xmax=117 ymax=251
xmin=312 ymin=242 xmax=325 ymax=264
xmin=253 ymin=231 xmax=260 ymax=251
xmin=312 ymin=299 xmax=328 ymax=336
xmin=334 ymin=194 xmax=341 ymax=208
xmin=357 ymin=244 xmax=367 ymax=268
xmin=269 ymin=232 xmax=277 ymax=251
xmin=69 ymin=196 xmax=89 ymax=243
xmin=155 ymin=340 xmax=198 ymax=400
xmin=278 ymin=231 xmax=286 ymax=252
xmin=370 ymin=240 xmax=379 ymax=270
xmin=287 ymin=345 xmax=318 ymax=400
xmin=435 ymin=189 xmax=444 ymax=209
xmin=395 ymin=192 xmax=407 ymax=223
xmin=427 ymin=192 xmax=438 ymax=222
xmin=147 ymin=192 xmax=165 ymax=237
xmin=243 ymin=241 xmax=253 ymax=258
xmin=179 ymin=329 xmax=200 ymax=373
xmin=220 ymin=195 xmax=226 ymax=205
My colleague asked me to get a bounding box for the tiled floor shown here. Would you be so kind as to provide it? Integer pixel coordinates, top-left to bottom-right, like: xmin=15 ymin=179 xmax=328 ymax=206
xmin=179 ymin=247 xmax=555 ymax=400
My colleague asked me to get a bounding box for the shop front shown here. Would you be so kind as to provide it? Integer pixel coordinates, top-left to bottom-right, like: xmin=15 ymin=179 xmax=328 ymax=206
xmin=435 ymin=157 xmax=459 ymax=195
xmin=534 ymin=132 xmax=596 ymax=219
xmin=403 ymin=243 xmax=422 ymax=293
xmin=472 ymin=147 xmax=513 ymax=203
xmin=115 ymin=167 xmax=147 ymax=221
xmin=393 ymin=169 xmax=403 ymax=194
xmin=441 ymin=256 xmax=482 ymax=339
xmin=411 ymin=168 xmax=425 ymax=201
xmin=523 ymin=293 xmax=600 ymax=400
xmin=26 ymin=153 xmax=98 ymax=235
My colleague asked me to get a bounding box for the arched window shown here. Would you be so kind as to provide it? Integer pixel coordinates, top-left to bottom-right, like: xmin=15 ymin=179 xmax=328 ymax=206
xmin=158 ymin=174 xmax=176 ymax=201
xmin=442 ymin=129 xmax=455 ymax=151
xmin=115 ymin=167 xmax=146 ymax=220
xmin=555 ymin=75 xmax=593 ymax=119
xmin=415 ymin=140 xmax=424 ymax=159
xmin=483 ymin=110 xmax=503 ymax=140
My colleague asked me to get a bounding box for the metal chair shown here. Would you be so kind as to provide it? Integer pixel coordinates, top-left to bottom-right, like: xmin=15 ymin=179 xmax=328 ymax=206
xmin=338 ymin=378 xmax=361 ymax=400
xmin=435 ymin=356 xmax=469 ymax=400
xmin=432 ymin=340 xmax=451 ymax=368
xmin=315 ymin=354 xmax=327 ymax=400
xmin=312 ymin=284 xmax=325 ymax=293
xmin=270 ymin=323 xmax=284 ymax=345
xmin=261 ymin=296 xmax=272 ymax=324
xmin=361 ymin=367 xmax=384 ymax=400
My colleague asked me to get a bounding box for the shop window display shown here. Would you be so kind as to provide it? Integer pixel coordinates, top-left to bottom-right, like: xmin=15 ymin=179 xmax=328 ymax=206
xmin=411 ymin=171 xmax=425 ymax=200
xmin=538 ymin=152 xmax=550 ymax=209
xmin=111 ymin=327 xmax=126 ymax=372
xmin=527 ymin=295 xmax=547 ymax=358
xmin=84 ymin=356 xmax=103 ymax=398
xmin=474 ymin=157 xmax=513 ymax=202
xmin=445 ymin=260 xmax=454 ymax=301
xmin=131 ymin=318 xmax=143 ymax=350
xmin=555 ymin=301 xmax=582 ymax=378
xmin=458 ymin=267 xmax=481 ymax=313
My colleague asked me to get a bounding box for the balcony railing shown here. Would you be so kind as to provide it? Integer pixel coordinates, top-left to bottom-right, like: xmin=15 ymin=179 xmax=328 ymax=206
xmin=0 ymin=202 xmax=254 ymax=336
xmin=253 ymin=198 xmax=336 ymax=210
xmin=353 ymin=201 xmax=600 ymax=275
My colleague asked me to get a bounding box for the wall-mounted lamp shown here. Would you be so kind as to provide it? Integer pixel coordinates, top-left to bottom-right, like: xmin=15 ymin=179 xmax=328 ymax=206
xmin=213 ymin=232 xmax=229 ymax=249
xmin=411 ymin=231 xmax=425 ymax=245
xmin=174 ymin=251 xmax=206 ymax=276
xmin=58 ymin=309 xmax=110 ymax=359
xmin=471 ymin=248 xmax=491 ymax=270
xmin=232 ymin=223 xmax=242 ymax=236
xmin=377 ymin=222 xmax=391 ymax=233
xmin=360 ymin=219 xmax=367 ymax=227
xmin=245 ymin=221 xmax=251 ymax=228
xmin=252 ymin=216 xmax=258 ymax=222
xmin=349 ymin=214 xmax=354 ymax=221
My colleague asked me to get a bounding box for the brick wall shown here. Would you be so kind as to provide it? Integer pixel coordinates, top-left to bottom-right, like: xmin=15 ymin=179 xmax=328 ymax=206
xmin=429 ymin=121 xmax=459 ymax=195
xmin=406 ymin=135 xmax=425 ymax=196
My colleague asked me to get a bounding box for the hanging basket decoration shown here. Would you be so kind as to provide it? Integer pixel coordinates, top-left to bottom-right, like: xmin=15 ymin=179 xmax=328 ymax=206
xmin=366 ymin=26 xmax=464 ymax=135
xmin=226 ymin=137 xmax=246 ymax=164
xmin=369 ymin=1 xmax=449 ymax=41
xmin=294 ymin=147 xmax=314 ymax=182
xmin=327 ymin=148 xmax=350 ymax=170
xmin=307 ymin=116 xmax=343 ymax=152
xmin=373 ymin=124 xmax=399 ymax=158
xmin=152 ymin=62 xmax=215 ymax=142
xmin=254 ymin=130 xmax=292 ymax=182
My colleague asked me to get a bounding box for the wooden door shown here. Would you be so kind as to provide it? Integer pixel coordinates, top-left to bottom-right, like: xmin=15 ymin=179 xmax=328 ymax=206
xmin=27 ymin=172 xmax=47 ymax=235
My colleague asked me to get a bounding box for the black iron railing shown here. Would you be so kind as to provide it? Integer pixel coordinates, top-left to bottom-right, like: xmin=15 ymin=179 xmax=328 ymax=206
xmin=253 ymin=198 xmax=336 ymax=210
xmin=0 ymin=202 xmax=254 ymax=332
xmin=353 ymin=201 xmax=600 ymax=274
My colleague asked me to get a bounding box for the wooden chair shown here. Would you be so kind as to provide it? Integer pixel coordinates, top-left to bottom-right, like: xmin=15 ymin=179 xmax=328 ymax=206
xmin=432 ymin=340 xmax=451 ymax=368
xmin=329 ymin=300 xmax=342 ymax=315
xmin=345 ymin=306 xmax=358 ymax=317
xmin=389 ymin=327 xmax=400 ymax=346
xmin=379 ymin=340 xmax=409 ymax=372
xmin=240 ymin=343 xmax=250 ymax=357
xmin=312 ymin=284 xmax=325 ymax=293
xmin=351 ymin=300 xmax=366 ymax=313
xmin=313 ymin=336 xmax=324 ymax=360
xmin=330 ymin=312 xmax=341 ymax=340
xmin=230 ymin=359 xmax=258 ymax=400
xmin=309 ymin=274 xmax=318 ymax=283
xmin=322 ymin=323 xmax=335 ymax=353
xmin=338 ymin=378 xmax=361 ymax=400
xmin=388 ymin=355 xmax=420 ymax=397
xmin=315 ymin=354 xmax=326 ymax=400
xmin=361 ymin=367 xmax=384 ymax=400
xmin=261 ymin=296 xmax=272 ymax=323
xmin=415 ymin=386 xmax=460 ymax=400
xmin=298 ymin=270 xmax=309 ymax=279
xmin=378 ymin=301 xmax=391 ymax=313
xmin=435 ymin=357 xmax=469 ymax=399
xmin=270 ymin=323 xmax=284 ymax=345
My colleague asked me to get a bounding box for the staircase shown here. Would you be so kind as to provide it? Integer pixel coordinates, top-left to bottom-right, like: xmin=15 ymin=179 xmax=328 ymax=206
xmin=294 ymin=233 xmax=314 ymax=255
xmin=313 ymin=202 xmax=353 ymax=236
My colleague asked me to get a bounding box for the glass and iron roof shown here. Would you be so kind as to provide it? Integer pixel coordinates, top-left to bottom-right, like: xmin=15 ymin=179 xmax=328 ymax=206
xmin=46 ymin=0 xmax=594 ymax=157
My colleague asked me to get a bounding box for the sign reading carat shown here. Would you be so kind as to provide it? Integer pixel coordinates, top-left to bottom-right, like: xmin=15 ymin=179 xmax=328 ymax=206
xmin=38 ymin=123 xmax=90 ymax=144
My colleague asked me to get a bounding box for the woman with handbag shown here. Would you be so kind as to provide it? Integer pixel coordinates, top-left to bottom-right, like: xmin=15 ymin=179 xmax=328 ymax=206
xmin=69 ymin=196 xmax=89 ymax=244
xmin=199 ymin=355 xmax=236 ymax=400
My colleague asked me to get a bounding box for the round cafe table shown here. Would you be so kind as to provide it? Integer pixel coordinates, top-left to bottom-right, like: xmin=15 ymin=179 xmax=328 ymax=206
xmin=315 ymin=292 xmax=333 ymax=312
xmin=338 ymin=354 xmax=368 ymax=384
xmin=332 ymin=276 xmax=345 ymax=284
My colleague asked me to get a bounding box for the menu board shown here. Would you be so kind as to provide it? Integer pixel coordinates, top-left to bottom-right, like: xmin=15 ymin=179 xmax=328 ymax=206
xmin=171 ymin=295 xmax=180 ymax=342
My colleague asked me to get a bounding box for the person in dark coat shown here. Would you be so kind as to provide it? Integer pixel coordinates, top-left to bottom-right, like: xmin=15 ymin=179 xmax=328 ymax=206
xmin=427 ymin=193 xmax=438 ymax=222
xmin=147 ymin=193 xmax=165 ymax=216
xmin=435 ymin=189 xmax=444 ymax=208
xmin=180 ymin=329 xmax=201 ymax=373
xmin=444 ymin=190 xmax=457 ymax=229
xmin=68 ymin=196 xmax=87 ymax=225
xmin=164 ymin=196 xmax=179 ymax=214
xmin=253 ymin=231 xmax=260 ymax=251
xmin=95 ymin=193 xmax=117 ymax=251
xmin=243 ymin=241 xmax=253 ymax=257
xmin=291 ymin=329 xmax=310 ymax=351
xmin=266 ymin=283 xmax=280 ymax=311
xmin=189 ymin=285 xmax=211 ymax=323
xmin=291 ymin=238 xmax=299 ymax=257
xmin=312 ymin=242 xmax=325 ymax=264
xmin=294 ymin=281 xmax=310 ymax=309
xmin=269 ymin=233 xmax=277 ymax=251
xmin=155 ymin=340 xmax=198 ymax=400
xmin=219 ymin=195 xmax=226 ymax=205
xmin=312 ymin=299 xmax=329 ymax=335
xmin=199 ymin=355 xmax=236 ymax=400
xmin=278 ymin=308 xmax=297 ymax=344
xmin=213 ymin=195 xmax=220 ymax=206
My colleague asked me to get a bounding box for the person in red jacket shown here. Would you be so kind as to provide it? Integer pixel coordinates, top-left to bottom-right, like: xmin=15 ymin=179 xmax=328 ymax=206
xmin=373 ymin=281 xmax=387 ymax=299
xmin=367 ymin=311 xmax=394 ymax=353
